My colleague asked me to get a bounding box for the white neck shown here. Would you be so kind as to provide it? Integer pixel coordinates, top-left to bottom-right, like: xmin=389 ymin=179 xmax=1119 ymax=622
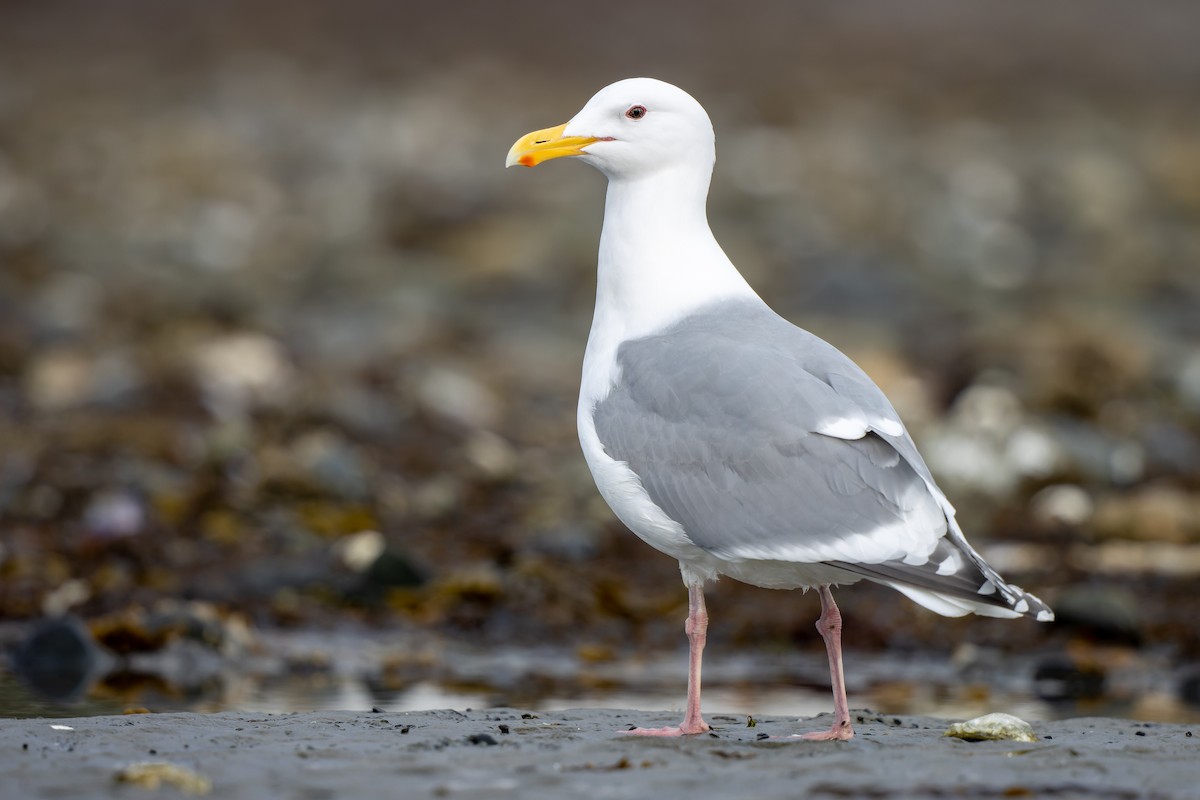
xmin=590 ymin=164 xmax=759 ymax=346
xmin=578 ymin=163 xmax=761 ymax=410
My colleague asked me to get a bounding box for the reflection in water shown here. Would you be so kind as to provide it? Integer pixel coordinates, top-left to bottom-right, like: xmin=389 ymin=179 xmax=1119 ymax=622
xmin=133 ymin=675 xmax=1131 ymax=726
xmin=3 ymin=623 xmax=1198 ymax=723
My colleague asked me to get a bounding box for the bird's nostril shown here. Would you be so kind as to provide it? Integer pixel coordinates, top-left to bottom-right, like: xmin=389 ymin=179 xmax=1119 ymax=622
xmin=535 ymin=139 xmax=549 ymax=144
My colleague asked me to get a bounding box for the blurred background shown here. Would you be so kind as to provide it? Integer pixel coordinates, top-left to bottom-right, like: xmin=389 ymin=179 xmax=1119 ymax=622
xmin=1 ymin=0 xmax=1198 ymax=722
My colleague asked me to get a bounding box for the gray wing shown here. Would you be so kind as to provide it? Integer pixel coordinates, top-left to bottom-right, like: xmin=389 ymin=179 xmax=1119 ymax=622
xmin=593 ymin=299 xmax=1050 ymax=618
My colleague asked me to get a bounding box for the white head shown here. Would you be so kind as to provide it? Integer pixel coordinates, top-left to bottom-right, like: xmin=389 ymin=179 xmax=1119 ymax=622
xmin=506 ymin=78 xmax=715 ymax=181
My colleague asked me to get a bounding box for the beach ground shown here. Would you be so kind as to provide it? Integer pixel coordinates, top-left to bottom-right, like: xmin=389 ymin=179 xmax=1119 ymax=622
xmin=4 ymin=708 xmax=1197 ymax=799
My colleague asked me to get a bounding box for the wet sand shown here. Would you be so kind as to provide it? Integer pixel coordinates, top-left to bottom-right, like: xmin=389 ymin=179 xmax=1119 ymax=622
xmin=4 ymin=708 xmax=1197 ymax=799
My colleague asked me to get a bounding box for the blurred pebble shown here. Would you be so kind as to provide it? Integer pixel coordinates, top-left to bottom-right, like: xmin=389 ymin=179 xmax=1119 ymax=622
xmin=41 ymin=579 xmax=92 ymax=616
xmin=13 ymin=616 xmax=105 ymax=701
xmin=24 ymin=348 xmax=95 ymax=411
xmin=1006 ymin=427 xmax=1064 ymax=479
xmin=190 ymin=333 xmax=294 ymax=418
xmin=1052 ymin=585 xmax=1141 ymax=643
xmin=363 ymin=549 xmax=427 ymax=592
xmin=1029 ymin=484 xmax=1094 ymax=527
xmin=1034 ymin=658 xmax=1107 ymax=702
xmin=944 ymin=712 xmax=1037 ymax=743
xmin=922 ymin=382 xmax=1039 ymax=498
xmin=923 ymin=428 xmax=1016 ymax=497
xmin=464 ymin=430 xmax=518 ymax=480
xmin=336 ymin=530 xmax=386 ymax=572
xmin=83 ymin=489 xmax=146 ymax=539
xmin=416 ymin=367 xmax=501 ymax=429
xmin=410 ymin=476 xmax=462 ymax=519
xmin=952 ymin=384 xmax=1023 ymax=437
xmin=114 ymin=762 xmax=212 ymax=795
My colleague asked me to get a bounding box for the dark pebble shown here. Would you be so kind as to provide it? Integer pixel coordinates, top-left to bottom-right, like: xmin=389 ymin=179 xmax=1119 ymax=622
xmin=468 ymin=734 xmax=498 ymax=746
xmin=756 ymin=733 xmax=769 ymax=741
xmin=1135 ymin=730 xmax=1146 ymax=736
xmin=398 ymin=726 xmax=411 ymax=734
xmin=498 ymin=724 xmax=509 ymax=734
xmin=1033 ymin=658 xmax=1106 ymax=701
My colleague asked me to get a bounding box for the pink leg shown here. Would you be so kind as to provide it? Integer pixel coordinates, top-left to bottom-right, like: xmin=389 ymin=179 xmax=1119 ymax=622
xmin=624 ymin=583 xmax=711 ymax=736
xmin=795 ymin=585 xmax=854 ymax=741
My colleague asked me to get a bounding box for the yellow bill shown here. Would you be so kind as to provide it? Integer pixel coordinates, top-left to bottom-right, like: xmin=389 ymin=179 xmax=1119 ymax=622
xmin=506 ymin=123 xmax=601 ymax=168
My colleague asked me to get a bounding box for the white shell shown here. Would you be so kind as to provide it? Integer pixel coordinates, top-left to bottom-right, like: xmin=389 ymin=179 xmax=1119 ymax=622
xmin=944 ymin=712 xmax=1038 ymax=743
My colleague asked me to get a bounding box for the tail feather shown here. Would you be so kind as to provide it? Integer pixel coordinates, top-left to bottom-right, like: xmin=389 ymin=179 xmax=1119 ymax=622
xmin=828 ymin=519 xmax=1054 ymax=622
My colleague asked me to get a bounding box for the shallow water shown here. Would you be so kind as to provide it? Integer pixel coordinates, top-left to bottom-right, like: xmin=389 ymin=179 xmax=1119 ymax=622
xmin=3 ymin=629 xmax=1197 ymax=724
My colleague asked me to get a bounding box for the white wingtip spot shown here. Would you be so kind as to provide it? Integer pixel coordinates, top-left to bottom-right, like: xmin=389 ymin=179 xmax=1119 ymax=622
xmin=977 ymin=580 xmax=997 ymax=596
xmin=1013 ymin=599 xmax=1029 ymax=614
xmin=1036 ymin=609 xmax=1055 ymax=622
xmin=875 ymin=417 xmax=904 ymax=437
xmin=817 ymin=417 xmax=868 ymax=439
xmin=936 ymin=552 xmax=963 ymax=576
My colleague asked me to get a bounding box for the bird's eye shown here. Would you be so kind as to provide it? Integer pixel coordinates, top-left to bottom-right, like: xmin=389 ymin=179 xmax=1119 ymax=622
xmin=625 ymin=105 xmax=647 ymax=120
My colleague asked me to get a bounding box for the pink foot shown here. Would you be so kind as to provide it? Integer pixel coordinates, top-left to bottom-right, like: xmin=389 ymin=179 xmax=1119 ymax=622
xmin=622 ymin=721 xmax=710 ymax=737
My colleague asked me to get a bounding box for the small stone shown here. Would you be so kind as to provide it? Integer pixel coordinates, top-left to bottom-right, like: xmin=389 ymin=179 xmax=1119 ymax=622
xmin=83 ymin=489 xmax=146 ymax=540
xmin=25 ymin=348 xmax=94 ymax=411
xmin=944 ymin=713 xmax=1038 ymax=743
xmin=1029 ymin=484 xmax=1094 ymax=527
xmin=114 ymin=762 xmax=212 ymax=795
xmin=464 ymin=430 xmax=517 ymax=480
xmin=190 ymin=332 xmax=294 ymax=418
xmin=335 ymin=530 xmax=386 ymax=572
xmin=416 ymin=367 xmax=500 ymax=429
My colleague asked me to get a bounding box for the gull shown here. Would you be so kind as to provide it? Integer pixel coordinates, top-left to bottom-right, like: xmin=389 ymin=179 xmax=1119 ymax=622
xmin=507 ymin=78 xmax=1052 ymax=739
